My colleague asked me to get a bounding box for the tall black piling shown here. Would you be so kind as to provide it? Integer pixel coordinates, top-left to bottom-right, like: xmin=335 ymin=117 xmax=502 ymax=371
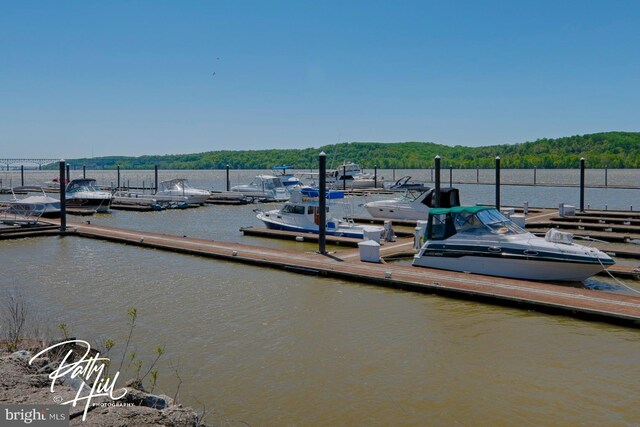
xmin=59 ymin=160 xmax=66 ymax=232
xmin=580 ymin=157 xmax=585 ymax=212
xmin=495 ymin=156 xmax=501 ymax=211
xmin=319 ymin=152 xmax=327 ymax=254
xmin=374 ymin=165 xmax=378 ymax=188
xmin=434 ymin=155 xmax=441 ymax=208
xmin=154 ymin=165 xmax=159 ymax=192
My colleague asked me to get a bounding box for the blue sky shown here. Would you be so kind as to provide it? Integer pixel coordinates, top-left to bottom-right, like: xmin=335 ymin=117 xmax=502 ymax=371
xmin=1 ymin=1 xmax=639 ymax=158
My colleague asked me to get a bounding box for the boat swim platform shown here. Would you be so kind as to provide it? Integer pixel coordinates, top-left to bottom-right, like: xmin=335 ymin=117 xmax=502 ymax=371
xmin=25 ymin=219 xmax=640 ymax=328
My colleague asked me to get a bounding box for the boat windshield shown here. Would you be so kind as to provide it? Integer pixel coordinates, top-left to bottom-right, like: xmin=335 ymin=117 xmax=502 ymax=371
xmin=429 ymin=208 xmax=525 ymax=239
xmin=160 ymin=180 xmax=188 ymax=191
xmin=67 ymin=180 xmax=100 ymax=193
xmin=459 ymin=209 xmax=526 ymax=236
xmin=263 ymin=178 xmax=283 ymax=189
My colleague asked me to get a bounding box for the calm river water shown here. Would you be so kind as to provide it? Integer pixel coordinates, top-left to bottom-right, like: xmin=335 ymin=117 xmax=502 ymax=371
xmin=1 ymin=169 xmax=640 ymax=425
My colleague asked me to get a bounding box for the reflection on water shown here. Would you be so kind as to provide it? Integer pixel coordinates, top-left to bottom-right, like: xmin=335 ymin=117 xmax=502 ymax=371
xmin=2 ymin=228 xmax=640 ymax=425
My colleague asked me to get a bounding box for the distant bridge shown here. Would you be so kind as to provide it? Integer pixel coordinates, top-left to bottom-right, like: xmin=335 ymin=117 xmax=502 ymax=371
xmin=0 ymin=159 xmax=60 ymax=169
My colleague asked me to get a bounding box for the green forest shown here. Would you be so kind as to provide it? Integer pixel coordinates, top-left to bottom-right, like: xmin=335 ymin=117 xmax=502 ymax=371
xmin=62 ymin=131 xmax=640 ymax=170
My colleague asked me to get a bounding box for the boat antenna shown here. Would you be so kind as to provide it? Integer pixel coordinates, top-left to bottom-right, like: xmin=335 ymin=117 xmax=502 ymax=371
xmin=329 ymin=133 xmax=341 ymax=169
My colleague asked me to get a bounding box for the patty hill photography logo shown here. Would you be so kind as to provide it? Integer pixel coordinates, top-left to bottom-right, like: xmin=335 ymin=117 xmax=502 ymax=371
xmin=22 ymin=339 xmax=128 ymax=422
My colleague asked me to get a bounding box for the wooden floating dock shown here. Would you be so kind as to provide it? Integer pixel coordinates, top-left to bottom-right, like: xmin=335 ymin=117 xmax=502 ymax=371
xmin=27 ymin=219 xmax=640 ymax=328
xmin=240 ymin=227 xmax=364 ymax=247
xmin=0 ymin=223 xmax=61 ymax=240
xmin=206 ymin=191 xmax=254 ymax=205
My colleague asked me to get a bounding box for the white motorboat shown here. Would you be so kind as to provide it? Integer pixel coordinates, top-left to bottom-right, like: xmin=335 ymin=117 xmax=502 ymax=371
xmin=272 ymin=166 xmax=301 ymax=188
xmin=231 ymin=175 xmax=290 ymax=202
xmin=65 ymin=179 xmax=112 ymax=212
xmin=412 ymin=206 xmax=615 ymax=282
xmin=328 ymin=162 xmax=383 ymax=189
xmin=364 ymin=188 xmax=460 ymax=220
xmin=155 ymin=179 xmax=210 ymax=205
xmin=256 ymin=187 xmax=384 ymax=239
xmin=8 ymin=188 xmax=61 ymax=218
xmin=386 ymin=176 xmax=430 ymax=192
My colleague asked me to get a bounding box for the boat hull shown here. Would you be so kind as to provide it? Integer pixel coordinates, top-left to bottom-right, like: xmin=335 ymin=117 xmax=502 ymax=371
xmin=412 ymin=253 xmax=608 ymax=282
xmin=67 ymin=197 xmax=112 ymax=213
xmin=154 ymin=192 xmax=210 ymax=205
xmin=258 ymin=213 xmax=369 ymax=239
xmin=364 ymin=204 xmax=428 ymax=220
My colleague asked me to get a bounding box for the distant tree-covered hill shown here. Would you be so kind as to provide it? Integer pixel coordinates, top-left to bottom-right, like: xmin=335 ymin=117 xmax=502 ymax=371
xmin=62 ymin=131 xmax=640 ymax=169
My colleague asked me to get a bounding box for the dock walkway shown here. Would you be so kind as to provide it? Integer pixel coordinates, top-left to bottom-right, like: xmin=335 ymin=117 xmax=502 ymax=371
xmin=40 ymin=220 xmax=640 ymax=327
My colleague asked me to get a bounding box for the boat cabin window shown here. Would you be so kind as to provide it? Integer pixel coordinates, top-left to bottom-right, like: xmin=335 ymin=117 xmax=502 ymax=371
xmin=282 ymin=204 xmax=306 ymax=214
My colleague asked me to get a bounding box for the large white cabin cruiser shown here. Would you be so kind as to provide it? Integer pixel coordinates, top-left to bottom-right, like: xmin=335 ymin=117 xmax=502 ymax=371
xmin=231 ymin=175 xmax=290 ymax=202
xmin=412 ymin=206 xmax=614 ymax=282
xmin=256 ymin=187 xmax=384 ymax=239
xmin=364 ymin=188 xmax=460 ymax=220
xmin=65 ymin=179 xmax=112 ymax=212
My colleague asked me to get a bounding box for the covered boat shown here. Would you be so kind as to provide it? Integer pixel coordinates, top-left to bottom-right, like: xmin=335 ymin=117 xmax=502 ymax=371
xmin=256 ymin=187 xmax=384 ymax=239
xmin=9 ymin=188 xmax=61 ymax=218
xmin=412 ymin=206 xmax=614 ymax=281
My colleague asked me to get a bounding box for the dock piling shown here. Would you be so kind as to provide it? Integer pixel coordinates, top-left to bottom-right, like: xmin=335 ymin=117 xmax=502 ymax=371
xmin=319 ymin=152 xmax=327 ymax=254
xmin=374 ymin=165 xmax=378 ymax=188
xmin=434 ymin=155 xmax=441 ymax=208
xmin=20 ymin=165 xmax=24 ymax=186
xmin=580 ymin=157 xmax=585 ymax=212
xmin=495 ymin=156 xmax=501 ymax=211
xmin=154 ymin=165 xmax=158 ymax=192
xmin=59 ymin=160 xmax=66 ymax=232
xmin=226 ymin=164 xmax=230 ymax=191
